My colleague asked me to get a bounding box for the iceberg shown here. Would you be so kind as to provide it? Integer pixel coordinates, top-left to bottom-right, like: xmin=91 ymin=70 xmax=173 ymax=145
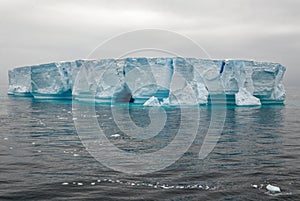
xmin=8 ymin=58 xmax=286 ymax=106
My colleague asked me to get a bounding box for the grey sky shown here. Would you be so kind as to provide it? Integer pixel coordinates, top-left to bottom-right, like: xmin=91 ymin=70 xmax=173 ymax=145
xmin=1 ymin=0 xmax=299 ymax=86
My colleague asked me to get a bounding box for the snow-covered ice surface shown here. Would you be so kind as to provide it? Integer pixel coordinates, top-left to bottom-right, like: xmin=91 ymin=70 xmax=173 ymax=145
xmin=8 ymin=58 xmax=286 ymax=106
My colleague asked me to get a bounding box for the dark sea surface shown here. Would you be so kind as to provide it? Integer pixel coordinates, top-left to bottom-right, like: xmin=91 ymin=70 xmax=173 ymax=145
xmin=0 ymin=86 xmax=299 ymax=201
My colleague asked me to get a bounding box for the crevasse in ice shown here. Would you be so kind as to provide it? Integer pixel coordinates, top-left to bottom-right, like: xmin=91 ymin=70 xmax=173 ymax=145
xmin=8 ymin=57 xmax=286 ymax=106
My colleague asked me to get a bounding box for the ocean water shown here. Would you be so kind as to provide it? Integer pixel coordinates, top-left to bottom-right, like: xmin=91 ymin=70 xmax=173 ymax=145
xmin=0 ymin=86 xmax=299 ymax=201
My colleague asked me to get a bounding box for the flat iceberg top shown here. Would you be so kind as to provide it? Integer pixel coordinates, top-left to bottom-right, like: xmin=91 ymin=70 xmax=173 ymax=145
xmin=8 ymin=57 xmax=286 ymax=106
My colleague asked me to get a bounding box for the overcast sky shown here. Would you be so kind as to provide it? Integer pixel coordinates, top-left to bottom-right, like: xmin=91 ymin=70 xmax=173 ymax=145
xmin=1 ymin=0 xmax=299 ymax=86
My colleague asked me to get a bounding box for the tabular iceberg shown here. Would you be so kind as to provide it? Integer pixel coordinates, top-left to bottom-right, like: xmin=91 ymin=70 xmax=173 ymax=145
xmin=8 ymin=58 xmax=286 ymax=106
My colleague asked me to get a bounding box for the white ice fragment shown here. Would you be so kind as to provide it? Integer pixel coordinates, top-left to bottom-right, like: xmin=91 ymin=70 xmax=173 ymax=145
xmin=111 ymin=134 xmax=120 ymax=138
xmin=73 ymin=153 xmax=79 ymax=157
xmin=4 ymin=137 xmax=8 ymax=140
xmin=32 ymin=142 xmax=36 ymax=145
xmin=161 ymin=98 xmax=170 ymax=105
xmin=143 ymin=96 xmax=161 ymax=106
xmin=91 ymin=182 xmax=95 ymax=185
xmin=266 ymin=184 xmax=281 ymax=193
xmin=235 ymin=88 xmax=261 ymax=106
xmin=77 ymin=182 xmax=83 ymax=186
xmin=62 ymin=182 xmax=69 ymax=185
xmin=251 ymin=184 xmax=258 ymax=189
xmin=161 ymin=185 xmax=174 ymax=189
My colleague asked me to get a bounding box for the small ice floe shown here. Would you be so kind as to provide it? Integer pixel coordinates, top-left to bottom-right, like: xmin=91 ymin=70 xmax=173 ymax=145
xmin=62 ymin=182 xmax=69 ymax=185
xmin=9 ymin=147 xmax=13 ymax=150
xmin=91 ymin=182 xmax=95 ymax=185
xmin=251 ymin=184 xmax=258 ymax=189
xmin=111 ymin=134 xmax=120 ymax=138
xmin=266 ymin=184 xmax=281 ymax=193
xmin=57 ymin=116 xmax=68 ymax=120
xmin=32 ymin=142 xmax=36 ymax=145
xmin=4 ymin=137 xmax=8 ymax=140
xmin=73 ymin=153 xmax=79 ymax=157
xmin=38 ymin=120 xmax=46 ymax=126
xmin=161 ymin=185 xmax=174 ymax=189
xmin=77 ymin=182 xmax=83 ymax=186
xmin=72 ymin=118 xmax=78 ymax=121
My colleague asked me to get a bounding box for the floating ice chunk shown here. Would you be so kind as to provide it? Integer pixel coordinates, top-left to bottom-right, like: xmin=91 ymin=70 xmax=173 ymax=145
xmin=143 ymin=96 xmax=161 ymax=106
xmin=77 ymin=182 xmax=83 ymax=186
xmin=161 ymin=185 xmax=174 ymax=189
xmin=235 ymin=88 xmax=261 ymax=106
xmin=266 ymin=184 xmax=281 ymax=193
xmin=111 ymin=134 xmax=120 ymax=138
xmin=251 ymin=184 xmax=258 ymax=189
xmin=62 ymin=182 xmax=69 ymax=185
xmin=161 ymin=97 xmax=170 ymax=105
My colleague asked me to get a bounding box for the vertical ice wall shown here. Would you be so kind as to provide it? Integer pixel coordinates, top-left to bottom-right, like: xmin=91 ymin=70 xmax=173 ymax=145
xmin=8 ymin=66 xmax=32 ymax=96
xmin=8 ymin=58 xmax=286 ymax=105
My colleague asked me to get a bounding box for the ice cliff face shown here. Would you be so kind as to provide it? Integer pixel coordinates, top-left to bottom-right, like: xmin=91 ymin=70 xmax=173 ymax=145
xmin=8 ymin=58 xmax=286 ymax=106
